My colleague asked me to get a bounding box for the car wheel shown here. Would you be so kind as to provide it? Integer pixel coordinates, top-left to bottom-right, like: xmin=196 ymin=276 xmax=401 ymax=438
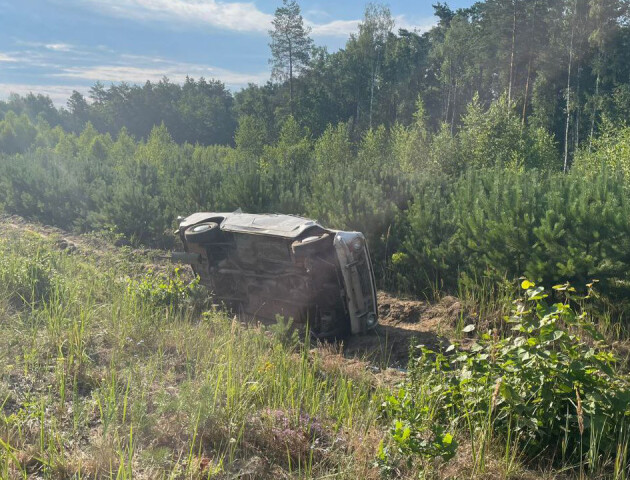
xmin=185 ymin=222 xmax=221 ymax=243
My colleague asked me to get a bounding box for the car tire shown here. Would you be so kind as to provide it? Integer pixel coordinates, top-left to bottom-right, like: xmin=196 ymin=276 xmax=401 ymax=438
xmin=185 ymin=222 xmax=221 ymax=243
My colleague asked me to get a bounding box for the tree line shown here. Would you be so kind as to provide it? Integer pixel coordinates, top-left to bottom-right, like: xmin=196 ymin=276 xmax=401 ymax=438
xmin=2 ymin=100 xmax=630 ymax=304
xmin=1 ymin=0 xmax=629 ymax=163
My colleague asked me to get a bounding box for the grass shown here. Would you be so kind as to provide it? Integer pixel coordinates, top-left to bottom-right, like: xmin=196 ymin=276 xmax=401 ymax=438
xmin=0 ymin=230 xmax=384 ymax=478
xmin=1 ymin=225 xmax=627 ymax=479
xmin=456 ymin=272 xmax=518 ymax=337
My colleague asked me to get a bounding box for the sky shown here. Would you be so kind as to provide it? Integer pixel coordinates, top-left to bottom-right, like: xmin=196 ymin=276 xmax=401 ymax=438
xmin=0 ymin=0 xmax=474 ymax=107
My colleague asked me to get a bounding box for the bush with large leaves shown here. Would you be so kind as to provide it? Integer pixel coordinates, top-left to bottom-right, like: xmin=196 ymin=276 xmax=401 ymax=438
xmin=383 ymin=282 xmax=630 ymax=469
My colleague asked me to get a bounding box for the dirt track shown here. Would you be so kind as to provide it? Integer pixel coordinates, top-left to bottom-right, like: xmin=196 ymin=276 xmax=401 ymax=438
xmin=0 ymin=214 xmax=462 ymax=370
xmin=338 ymin=292 xmax=458 ymax=367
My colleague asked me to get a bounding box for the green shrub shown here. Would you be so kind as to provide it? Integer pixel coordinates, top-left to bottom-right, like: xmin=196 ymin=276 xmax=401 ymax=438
xmin=395 ymin=167 xmax=630 ymax=305
xmin=0 ymin=243 xmax=58 ymax=306
xmin=127 ymin=268 xmax=200 ymax=308
xmin=268 ymin=315 xmax=300 ymax=348
xmin=573 ymin=122 xmax=630 ymax=179
xmin=382 ymin=281 xmax=630 ymax=471
xmin=3 ymin=105 xmax=630 ymax=313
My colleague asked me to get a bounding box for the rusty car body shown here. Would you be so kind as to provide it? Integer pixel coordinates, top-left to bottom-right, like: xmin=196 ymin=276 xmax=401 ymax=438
xmin=175 ymin=211 xmax=378 ymax=337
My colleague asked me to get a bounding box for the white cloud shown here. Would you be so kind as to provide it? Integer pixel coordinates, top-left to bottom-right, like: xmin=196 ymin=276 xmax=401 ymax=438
xmin=0 ymin=83 xmax=87 ymax=106
xmin=1 ymin=47 xmax=269 ymax=106
xmin=15 ymin=40 xmax=78 ymax=52
xmin=75 ymin=0 xmax=434 ymax=38
xmin=1 ymin=59 xmax=268 ymax=107
xmin=394 ymin=16 xmax=436 ymax=33
xmin=78 ymin=0 xmax=273 ymax=33
xmin=0 ymin=54 xmax=269 ymax=106
xmin=309 ymin=15 xmax=436 ymax=38
xmin=44 ymin=43 xmax=74 ymax=52
xmin=51 ymin=55 xmax=269 ymax=88
xmin=0 ymin=53 xmax=18 ymax=62
xmin=309 ymin=19 xmax=360 ymax=37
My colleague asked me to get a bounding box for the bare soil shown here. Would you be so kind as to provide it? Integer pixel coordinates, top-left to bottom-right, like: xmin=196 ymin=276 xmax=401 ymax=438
xmin=341 ymin=292 xmax=461 ymax=368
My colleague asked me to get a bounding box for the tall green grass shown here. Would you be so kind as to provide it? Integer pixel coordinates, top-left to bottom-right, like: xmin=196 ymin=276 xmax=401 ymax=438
xmin=0 ymin=231 xmax=383 ymax=478
xmin=3 ymin=228 xmax=627 ymax=479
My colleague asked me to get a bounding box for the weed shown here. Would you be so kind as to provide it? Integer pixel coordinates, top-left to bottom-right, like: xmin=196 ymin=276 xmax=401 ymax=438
xmin=126 ymin=267 xmax=200 ymax=309
xmin=382 ymin=280 xmax=630 ymax=477
xmin=0 ymin=231 xmax=383 ymax=478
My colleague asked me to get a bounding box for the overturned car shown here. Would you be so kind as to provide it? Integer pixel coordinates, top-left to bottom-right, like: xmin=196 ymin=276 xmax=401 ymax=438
xmin=175 ymin=211 xmax=378 ymax=337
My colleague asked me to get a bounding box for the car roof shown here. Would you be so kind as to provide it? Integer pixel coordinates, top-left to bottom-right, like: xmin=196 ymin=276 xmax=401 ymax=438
xmin=180 ymin=211 xmax=324 ymax=239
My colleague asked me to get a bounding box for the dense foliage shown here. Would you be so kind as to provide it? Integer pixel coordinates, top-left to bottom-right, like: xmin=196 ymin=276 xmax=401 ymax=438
xmin=381 ymin=282 xmax=630 ymax=473
xmin=3 ymin=104 xmax=630 ymax=306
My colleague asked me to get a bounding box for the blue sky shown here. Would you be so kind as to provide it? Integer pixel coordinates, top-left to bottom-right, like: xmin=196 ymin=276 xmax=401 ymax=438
xmin=0 ymin=0 xmax=473 ymax=106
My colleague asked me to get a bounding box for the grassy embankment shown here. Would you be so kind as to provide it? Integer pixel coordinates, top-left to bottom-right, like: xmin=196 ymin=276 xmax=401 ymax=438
xmin=1 ymin=225 xmax=629 ymax=479
xmin=0 ymin=229 xmax=386 ymax=479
